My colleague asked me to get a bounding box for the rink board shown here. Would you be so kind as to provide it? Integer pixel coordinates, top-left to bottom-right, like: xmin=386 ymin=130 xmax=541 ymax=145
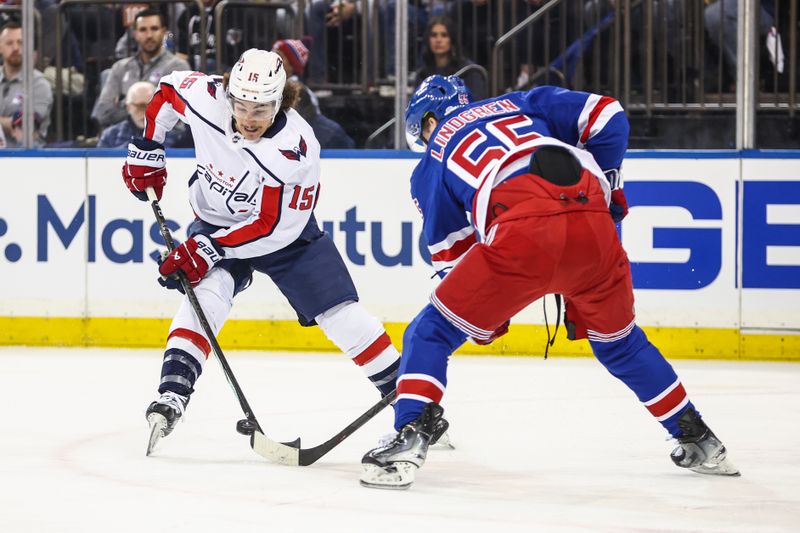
xmin=0 ymin=149 xmax=798 ymax=360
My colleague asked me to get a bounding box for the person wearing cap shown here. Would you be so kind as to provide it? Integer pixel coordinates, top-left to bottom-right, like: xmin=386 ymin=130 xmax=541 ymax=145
xmin=272 ymin=38 xmax=355 ymax=149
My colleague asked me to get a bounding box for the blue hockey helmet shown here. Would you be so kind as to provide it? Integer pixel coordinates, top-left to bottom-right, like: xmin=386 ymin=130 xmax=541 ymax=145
xmin=405 ymin=75 xmax=472 ymax=151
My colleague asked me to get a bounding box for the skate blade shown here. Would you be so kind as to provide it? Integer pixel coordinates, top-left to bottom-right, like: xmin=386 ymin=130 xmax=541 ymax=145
xmin=146 ymin=412 xmax=167 ymax=456
xmin=690 ymin=455 xmax=741 ymax=476
xmin=359 ymin=462 xmax=417 ymax=490
xmin=431 ymin=430 xmax=455 ymax=450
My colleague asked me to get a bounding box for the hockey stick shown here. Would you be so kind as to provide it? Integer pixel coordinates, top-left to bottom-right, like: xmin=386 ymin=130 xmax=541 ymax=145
xmin=145 ymin=187 xmax=300 ymax=458
xmin=251 ymin=389 xmax=397 ymax=466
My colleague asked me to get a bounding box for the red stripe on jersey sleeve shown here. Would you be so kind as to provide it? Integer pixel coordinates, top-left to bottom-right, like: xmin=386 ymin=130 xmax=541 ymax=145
xmin=398 ymin=378 xmax=444 ymax=404
xmin=431 ymin=232 xmax=477 ymax=264
xmin=168 ymin=328 xmax=211 ymax=359
xmin=646 ymin=383 xmax=687 ymax=418
xmin=145 ymin=83 xmax=186 ymax=139
xmin=352 ymin=332 xmax=392 ymax=366
xmin=579 ymin=96 xmax=616 ymax=145
xmin=215 ymin=185 xmax=283 ymax=247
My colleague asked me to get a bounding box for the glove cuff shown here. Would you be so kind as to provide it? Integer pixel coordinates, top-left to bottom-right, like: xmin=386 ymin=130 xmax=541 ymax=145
xmin=194 ymin=234 xmax=225 ymax=266
xmin=129 ymin=136 xmax=165 ymax=151
xmin=127 ymin=137 xmax=166 ymax=168
xmin=603 ymin=168 xmax=622 ymax=190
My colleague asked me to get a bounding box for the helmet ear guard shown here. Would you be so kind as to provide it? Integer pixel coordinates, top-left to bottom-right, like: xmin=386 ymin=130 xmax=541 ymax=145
xmin=404 ymin=75 xmax=472 ymax=150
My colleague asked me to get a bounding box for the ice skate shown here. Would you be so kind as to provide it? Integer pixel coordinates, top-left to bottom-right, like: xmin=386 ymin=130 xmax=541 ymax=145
xmin=378 ymin=415 xmax=453 ymax=449
xmin=360 ymin=402 xmax=444 ymax=490
xmin=146 ymin=391 xmax=189 ymax=456
xmin=430 ymin=416 xmax=455 ymax=449
xmin=670 ymin=407 xmax=740 ymax=476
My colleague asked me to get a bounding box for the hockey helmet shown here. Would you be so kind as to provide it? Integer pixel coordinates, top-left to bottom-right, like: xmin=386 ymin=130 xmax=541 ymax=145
xmin=405 ymin=75 xmax=472 ymax=151
xmin=226 ymin=48 xmax=286 ymax=123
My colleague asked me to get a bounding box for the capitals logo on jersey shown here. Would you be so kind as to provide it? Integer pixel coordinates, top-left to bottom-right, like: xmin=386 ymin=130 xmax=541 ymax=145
xmin=279 ymin=136 xmax=308 ymax=161
xmin=207 ymin=80 xmax=219 ymax=98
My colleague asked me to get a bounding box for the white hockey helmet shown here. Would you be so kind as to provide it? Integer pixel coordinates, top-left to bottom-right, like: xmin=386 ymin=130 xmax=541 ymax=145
xmin=226 ymin=48 xmax=286 ymax=122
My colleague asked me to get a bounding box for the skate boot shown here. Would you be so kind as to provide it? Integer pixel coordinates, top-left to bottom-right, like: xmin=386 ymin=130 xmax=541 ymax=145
xmin=670 ymin=407 xmax=740 ymax=476
xmin=376 ymin=415 xmax=453 ymax=450
xmin=430 ymin=416 xmax=455 ymax=449
xmin=360 ymin=402 xmax=444 ymax=490
xmin=145 ymin=391 xmax=189 ymax=456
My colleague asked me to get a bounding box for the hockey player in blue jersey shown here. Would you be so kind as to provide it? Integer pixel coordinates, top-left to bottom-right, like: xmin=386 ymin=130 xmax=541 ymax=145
xmin=359 ymin=75 xmax=739 ymax=489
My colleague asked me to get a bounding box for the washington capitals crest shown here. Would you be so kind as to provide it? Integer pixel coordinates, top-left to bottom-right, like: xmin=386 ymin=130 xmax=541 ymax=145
xmin=279 ymin=136 xmax=308 ymax=161
xmin=207 ymin=76 xmax=223 ymax=98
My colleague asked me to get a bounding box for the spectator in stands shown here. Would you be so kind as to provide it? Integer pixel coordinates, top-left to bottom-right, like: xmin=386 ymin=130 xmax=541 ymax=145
xmin=0 ymin=0 xmax=83 ymax=70
xmin=272 ymin=38 xmax=355 ymax=148
xmin=381 ymin=0 xmax=446 ymax=79
xmin=414 ymin=16 xmax=486 ymax=100
xmin=448 ymin=0 xmax=501 ymax=70
xmin=306 ymin=0 xmax=359 ymax=84
xmin=0 ymin=21 xmax=53 ymax=146
xmin=175 ymin=0 xmax=215 ymax=71
xmin=577 ymin=0 xmax=682 ymax=90
xmin=114 ymin=3 xmax=165 ymax=60
xmin=96 ymin=81 xmax=187 ymax=148
xmin=705 ymin=0 xmax=777 ymax=78
xmin=448 ymin=0 xmax=558 ymax=87
xmin=91 ymin=8 xmax=189 ymax=130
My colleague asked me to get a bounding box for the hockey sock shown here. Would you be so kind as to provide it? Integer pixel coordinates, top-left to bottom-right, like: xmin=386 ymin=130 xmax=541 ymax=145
xmin=590 ymin=324 xmax=695 ymax=437
xmin=158 ymin=268 xmax=234 ymax=396
xmin=394 ymin=304 xmax=467 ymax=430
xmin=315 ymin=301 xmax=400 ymax=397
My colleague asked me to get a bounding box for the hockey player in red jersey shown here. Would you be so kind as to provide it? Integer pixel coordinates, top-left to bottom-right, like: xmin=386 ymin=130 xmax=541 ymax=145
xmin=121 ymin=49 xmax=412 ymax=453
xmin=359 ymin=75 xmax=739 ymax=489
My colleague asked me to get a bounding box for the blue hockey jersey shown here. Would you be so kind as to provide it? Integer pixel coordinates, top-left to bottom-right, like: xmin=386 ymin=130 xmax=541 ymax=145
xmin=410 ymin=85 xmax=629 ymax=276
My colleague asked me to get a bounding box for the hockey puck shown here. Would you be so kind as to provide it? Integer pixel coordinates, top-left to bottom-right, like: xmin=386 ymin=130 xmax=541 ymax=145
xmin=236 ymin=418 xmax=258 ymax=435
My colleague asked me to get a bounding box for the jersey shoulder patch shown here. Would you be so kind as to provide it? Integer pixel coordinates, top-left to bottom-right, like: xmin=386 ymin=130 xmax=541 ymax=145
xmin=279 ymin=135 xmax=308 ymax=161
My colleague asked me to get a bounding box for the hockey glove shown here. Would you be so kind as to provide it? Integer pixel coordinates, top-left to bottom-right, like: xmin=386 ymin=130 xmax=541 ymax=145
xmin=470 ymin=320 xmax=510 ymax=346
xmin=158 ymin=235 xmax=224 ymax=287
xmin=603 ymin=168 xmax=622 ymax=190
xmin=123 ymin=137 xmax=167 ymax=201
xmin=609 ymin=188 xmax=629 ymax=223
xmin=156 ymin=250 xmax=186 ymax=293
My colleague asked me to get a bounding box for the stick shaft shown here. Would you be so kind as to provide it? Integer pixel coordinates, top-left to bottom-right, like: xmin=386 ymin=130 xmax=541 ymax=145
xmin=146 ymin=188 xmax=262 ymax=431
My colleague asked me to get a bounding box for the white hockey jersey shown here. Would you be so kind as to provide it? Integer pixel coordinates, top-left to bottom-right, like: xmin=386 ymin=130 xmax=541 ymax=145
xmin=143 ymin=70 xmax=322 ymax=260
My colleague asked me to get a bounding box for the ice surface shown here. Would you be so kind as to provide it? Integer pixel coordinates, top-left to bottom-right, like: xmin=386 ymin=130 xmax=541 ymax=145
xmin=1 ymin=347 xmax=798 ymax=533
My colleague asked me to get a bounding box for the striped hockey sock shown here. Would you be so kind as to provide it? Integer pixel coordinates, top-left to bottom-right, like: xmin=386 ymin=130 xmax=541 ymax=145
xmin=158 ymin=328 xmax=210 ymax=396
xmin=591 ymin=324 xmax=694 ymax=437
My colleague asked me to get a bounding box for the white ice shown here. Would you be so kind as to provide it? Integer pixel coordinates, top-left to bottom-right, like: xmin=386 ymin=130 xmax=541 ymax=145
xmin=1 ymin=347 xmax=798 ymax=533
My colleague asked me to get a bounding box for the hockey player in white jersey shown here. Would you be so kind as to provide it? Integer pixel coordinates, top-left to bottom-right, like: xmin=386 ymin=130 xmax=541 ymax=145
xmin=121 ymin=49 xmax=414 ymax=452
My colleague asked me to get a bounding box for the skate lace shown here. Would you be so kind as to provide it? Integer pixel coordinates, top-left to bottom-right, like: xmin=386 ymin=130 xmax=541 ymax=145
xmin=159 ymin=391 xmax=188 ymax=417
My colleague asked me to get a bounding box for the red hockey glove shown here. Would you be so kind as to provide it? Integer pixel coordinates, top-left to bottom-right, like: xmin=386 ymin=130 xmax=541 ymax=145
xmin=609 ymin=188 xmax=629 ymax=223
xmin=158 ymin=235 xmax=224 ymax=286
xmin=471 ymin=320 xmax=510 ymax=345
xmin=122 ymin=137 xmax=167 ymax=201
